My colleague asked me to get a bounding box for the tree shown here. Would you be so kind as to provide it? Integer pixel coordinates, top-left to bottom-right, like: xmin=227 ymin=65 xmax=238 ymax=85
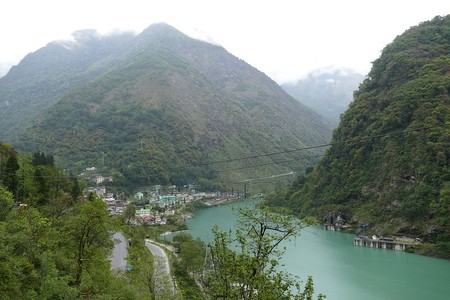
xmin=3 ymin=153 xmax=19 ymax=197
xmin=32 ymin=152 xmax=54 ymax=166
xmin=71 ymin=178 xmax=81 ymax=202
xmin=204 ymin=207 xmax=325 ymax=299
xmin=0 ymin=186 xmax=14 ymax=220
xmin=33 ymin=165 xmax=71 ymax=206
xmin=0 ymin=207 xmax=46 ymax=298
xmin=64 ymin=197 xmax=112 ymax=287
xmin=0 ymin=145 xmax=144 ymax=298
xmin=173 ymin=233 xmax=206 ymax=277
xmin=152 ymin=256 xmax=177 ymax=300
xmin=124 ymin=203 xmax=137 ymax=224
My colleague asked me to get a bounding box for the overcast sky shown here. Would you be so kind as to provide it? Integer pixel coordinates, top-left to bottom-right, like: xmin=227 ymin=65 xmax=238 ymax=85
xmin=0 ymin=0 xmax=448 ymax=83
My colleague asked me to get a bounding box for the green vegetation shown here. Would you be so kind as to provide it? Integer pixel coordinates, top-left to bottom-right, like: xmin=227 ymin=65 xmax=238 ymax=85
xmin=1 ymin=23 xmax=331 ymax=193
xmin=0 ymin=142 xmax=141 ymax=299
xmin=0 ymin=31 xmax=135 ymax=141
xmin=264 ymin=16 xmax=450 ymax=257
xmin=171 ymin=234 xmax=206 ymax=298
xmin=157 ymin=207 xmax=324 ymax=299
xmin=1 ymin=141 xmax=322 ymax=298
xmin=202 ymin=207 xmax=324 ymax=299
xmin=124 ymin=225 xmax=178 ymax=299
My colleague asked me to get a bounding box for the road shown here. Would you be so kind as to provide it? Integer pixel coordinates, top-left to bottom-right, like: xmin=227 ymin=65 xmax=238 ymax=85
xmin=110 ymin=233 xmax=176 ymax=294
xmin=145 ymin=239 xmax=176 ymax=293
xmin=145 ymin=239 xmax=171 ymax=275
xmin=110 ymin=231 xmax=128 ymax=271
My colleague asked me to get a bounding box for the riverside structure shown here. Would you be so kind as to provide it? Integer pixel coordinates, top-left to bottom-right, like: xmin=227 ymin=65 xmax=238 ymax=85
xmin=353 ymin=236 xmax=416 ymax=251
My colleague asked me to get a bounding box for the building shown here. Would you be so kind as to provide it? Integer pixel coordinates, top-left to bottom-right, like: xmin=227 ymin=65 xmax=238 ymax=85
xmin=87 ymin=186 xmax=106 ymax=196
xmin=135 ymin=208 xmax=152 ymax=218
xmin=160 ymin=195 xmax=177 ymax=206
xmin=104 ymin=193 xmax=116 ymax=206
xmin=90 ymin=174 xmax=105 ymax=184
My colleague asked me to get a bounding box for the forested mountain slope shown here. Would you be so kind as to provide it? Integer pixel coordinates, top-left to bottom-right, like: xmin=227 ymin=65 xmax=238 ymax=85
xmin=265 ymin=15 xmax=450 ymax=257
xmin=0 ymin=141 xmax=152 ymax=298
xmin=8 ymin=23 xmax=332 ymax=190
xmin=0 ymin=30 xmax=136 ymax=141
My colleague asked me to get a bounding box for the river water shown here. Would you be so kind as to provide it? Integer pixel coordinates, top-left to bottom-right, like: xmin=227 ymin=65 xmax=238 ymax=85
xmin=185 ymin=199 xmax=450 ymax=300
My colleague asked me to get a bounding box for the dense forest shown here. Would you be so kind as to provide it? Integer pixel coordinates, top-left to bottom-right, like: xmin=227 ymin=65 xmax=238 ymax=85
xmin=0 ymin=141 xmax=325 ymax=299
xmin=0 ymin=23 xmax=332 ymax=192
xmin=265 ymin=15 xmax=450 ymax=258
xmin=0 ymin=142 xmax=132 ymax=298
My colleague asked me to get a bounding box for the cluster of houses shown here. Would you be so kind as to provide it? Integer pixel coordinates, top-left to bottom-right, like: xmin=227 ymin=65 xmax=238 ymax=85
xmin=82 ymin=166 xmax=240 ymax=226
xmin=85 ymin=181 xmax=221 ymax=225
xmin=134 ymin=207 xmax=171 ymax=225
xmin=131 ymin=186 xmax=221 ymax=224
xmin=134 ymin=187 xmax=216 ymax=207
xmin=86 ymin=185 xmax=124 ymax=213
xmin=81 ymin=167 xmax=113 ymax=185
xmin=82 ymin=167 xmax=121 ymax=213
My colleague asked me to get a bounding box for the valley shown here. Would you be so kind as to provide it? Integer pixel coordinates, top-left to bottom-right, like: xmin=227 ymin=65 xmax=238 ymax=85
xmin=0 ymin=13 xmax=448 ymax=299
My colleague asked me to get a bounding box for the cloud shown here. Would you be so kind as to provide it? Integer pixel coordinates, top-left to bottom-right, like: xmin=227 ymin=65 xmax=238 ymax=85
xmin=0 ymin=62 xmax=15 ymax=77
xmin=0 ymin=0 xmax=449 ymax=83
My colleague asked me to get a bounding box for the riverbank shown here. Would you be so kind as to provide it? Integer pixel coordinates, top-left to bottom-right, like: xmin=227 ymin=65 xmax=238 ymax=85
xmin=160 ymin=229 xmax=189 ymax=237
xmin=185 ymin=199 xmax=450 ymax=300
xmin=184 ymin=197 xmax=257 ymax=218
xmin=204 ymin=196 xmax=245 ymax=206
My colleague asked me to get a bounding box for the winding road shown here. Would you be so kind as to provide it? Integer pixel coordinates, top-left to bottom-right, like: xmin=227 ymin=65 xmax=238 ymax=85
xmin=110 ymin=231 xmax=128 ymax=271
xmin=145 ymin=239 xmax=171 ymax=275
xmin=145 ymin=239 xmax=176 ymax=293
xmin=110 ymin=233 xmax=176 ymax=294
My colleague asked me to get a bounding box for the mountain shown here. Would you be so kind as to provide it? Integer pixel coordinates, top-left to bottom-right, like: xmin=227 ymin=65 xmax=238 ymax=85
xmin=265 ymin=16 xmax=450 ymax=257
xmin=282 ymin=68 xmax=364 ymax=126
xmin=0 ymin=30 xmax=136 ymax=141
xmin=1 ymin=23 xmax=332 ymax=191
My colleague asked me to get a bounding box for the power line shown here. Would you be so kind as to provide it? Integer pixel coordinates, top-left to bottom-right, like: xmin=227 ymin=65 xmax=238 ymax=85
xmin=214 ymin=154 xmax=324 ymax=174
xmin=167 ymin=125 xmax=442 ymax=183
xmin=197 ymin=125 xmax=441 ymax=167
xmin=238 ymin=171 xmax=296 ymax=183
xmin=2 ymin=125 xmax=444 ymax=181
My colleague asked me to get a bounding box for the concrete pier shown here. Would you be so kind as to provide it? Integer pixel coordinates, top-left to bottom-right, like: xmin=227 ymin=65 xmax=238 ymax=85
xmin=354 ymin=236 xmax=409 ymax=251
xmin=324 ymin=224 xmax=348 ymax=231
xmin=324 ymin=224 xmax=340 ymax=231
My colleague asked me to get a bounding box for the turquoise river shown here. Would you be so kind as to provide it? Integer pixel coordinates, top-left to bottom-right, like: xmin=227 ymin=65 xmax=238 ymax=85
xmin=184 ymin=199 xmax=450 ymax=300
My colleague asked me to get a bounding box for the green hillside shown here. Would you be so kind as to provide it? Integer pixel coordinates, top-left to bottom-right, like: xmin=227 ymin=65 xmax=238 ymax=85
xmin=265 ymin=16 xmax=450 ymax=257
xmin=0 ymin=30 xmax=136 ymax=141
xmin=11 ymin=24 xmax=331 ymax=191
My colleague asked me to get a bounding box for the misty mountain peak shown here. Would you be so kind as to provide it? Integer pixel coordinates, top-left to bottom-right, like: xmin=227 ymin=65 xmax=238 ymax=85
xmin=49 ymin=29 xmax=103 ymax=51
xmin=136 ymin=22 xmax=191 ymax=47
xmin=72 ymin=29 xmax=102 ymax=43
xmin=141 ymin=22 xmax=181 ymax=35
